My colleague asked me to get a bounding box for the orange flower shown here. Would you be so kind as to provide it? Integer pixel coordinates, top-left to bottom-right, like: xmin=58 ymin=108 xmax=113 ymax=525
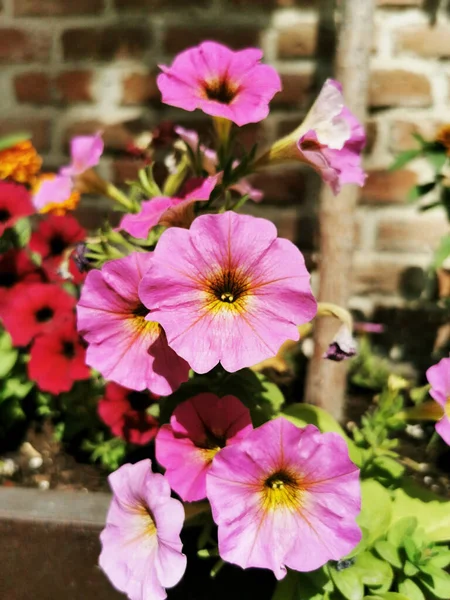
xmin=0 ymin=140 xmax=42 ymax=184
xmin=32 ymin=173 xmax=80 ymax=216
xmin=436 ymin=124 xmax=450 ymax=153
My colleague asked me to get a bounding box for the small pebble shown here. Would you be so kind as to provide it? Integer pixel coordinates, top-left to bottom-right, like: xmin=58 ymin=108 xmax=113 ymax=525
xmin=29 ymin=456 xmax=43 ymax=470
xmin=424 ymin=476 xmax=433 ymax=486
xmin=431 ymin=484 xmax=441 ymax=494
xmin=405 ymin=424 xmax=425 ymax=440
xmin=0 ymin=458 xmax=17 ymax=477
xmin=38 ymin=480 xmax=50 ymax=491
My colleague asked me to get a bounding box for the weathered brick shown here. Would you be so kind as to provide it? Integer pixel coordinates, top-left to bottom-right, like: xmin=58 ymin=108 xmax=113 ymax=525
xmin=74 ymin=203 xmax=120 ymax=231
xmin=353 ymin=255 xmax=406 ymax=296
xmin=277 ymin=23 xmax=318 ymax=59
xmin=377 ymin=0 xmax=421 ymax=5
xmin=396 ymin=24 xmax=450 ymax=58
xmin=369 ymin=70 xmax=432 ymax=108
xmin=14 ymin=72 xmax=51 ymax=104
xmin=14 ymin=0 xmax=104 ymax=16
xmin=163 ymin=26 xmax=259 ymax=54
xmin=390 ymin=120 xmax=440 ymax=153
xmin=115 ymin=0 xmax=207 ymax=8
xmin=0 ymin=29 xmax=51 ymax=63
xmin=122 ymin=72 xmax=159 ymax=105
xmin=243 ymin=205 xmax=299 ymax=242
xmin=0 ymin=118 xmax=51 ymax=152
xmin=112 ymin=158 xmax=148 ymax=185
xmin=65 ymin=121 xmax=134 ymax=151
xmin=365 ymin=121 xmax=377 ymax=154
xmin=56 ymin=70 xmax=93 ymax=104
xmin=62 ymin=27 xmax=151 ymax=61
xmin=272 ymin=72 xmax=314 ymax=107
xmin=376 ymin=215 xmax=449 ymax=253
xmin=360 ymin=169 xmax=417 ymax=204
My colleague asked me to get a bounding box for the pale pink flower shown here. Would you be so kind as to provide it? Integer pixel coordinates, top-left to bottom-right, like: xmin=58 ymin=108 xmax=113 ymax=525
xmin=100 ymin=459 xmax=186 ymax=600
xmin=77 ymin=252 xmax=189 ymax=395
xmin=139 ymin=211 xmax=317 ymax=374
xmin=119 ymin=175 xmax=219 ymax=239
xmin=207 ymin=418 xmax=362 ymax=579
xmin=33 ymin=134 xmax=104 ymax=212
xmin=262 ymin=79 xmax=365 ymax=195
xmin=157 ymin=42 xmax=281 ymax=126
xmin=426 ymin=357 xmax=450 ymax=445
xmin=175 ymin=126 xmax=263 ymax=202
xmin=156 ymin=393 xmax=252 ymax=502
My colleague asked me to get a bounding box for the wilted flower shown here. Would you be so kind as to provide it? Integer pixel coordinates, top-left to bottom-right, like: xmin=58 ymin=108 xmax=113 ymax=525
xmin=157 ymin=42 xmax=281 ymax=126
xmin=119 ymin=175 xmax=219 ymax=239
xmin=207 ymin=418 xmax=361 ymax=578
xmin=139 ymin=211 xmax=317 ymax=374
xmin=426 ymin=357 xmax=450 ymax=445
xmin=0 ymin=181 xmax=34 ymax=236
xmin=99 ymin=460 xmax=186 ymax=600
xmin=323 ymin=325 xmax=357 ymax=361
xmin=257 ymin=79 xmax=366 ymax=195
xmin=98 ymin=383 xmax=160 ymax=446
xmin=77 ymin=252 xmax=190 ymax=395
xmin=0 ymin=140 xmax=42 ymax=184
xmin=156 ymin=393 xmax=252 ymax=502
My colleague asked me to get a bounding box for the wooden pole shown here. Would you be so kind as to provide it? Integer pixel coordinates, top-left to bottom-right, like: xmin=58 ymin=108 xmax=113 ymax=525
xmin=304 ymin=0 xmax=376 ymax=420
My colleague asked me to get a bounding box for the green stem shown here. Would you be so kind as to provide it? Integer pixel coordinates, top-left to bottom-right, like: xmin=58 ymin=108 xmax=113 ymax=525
xmin=105 ymin=183 xmax=134 ymax=211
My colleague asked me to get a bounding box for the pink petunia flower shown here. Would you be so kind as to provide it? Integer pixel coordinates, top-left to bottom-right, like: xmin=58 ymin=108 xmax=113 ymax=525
xmin=207 ymin=418 xmax=362 ymax=579
xmin=426 ymin=357 xmax=450 ymax=445
xmin=33 ymin=134 xmax=104 ymax=213
xmin=176 ymin=126 xmax=263 ymax=202
xmin=119 ymin=175 xmax=219 ymax=239
xmin=157 ymin=42 xmax=282 ymax=126
xmin=100 ymin=459 xmax=187 ymax=600
xmin=156 ymin=393 xmax=252 ymax=502
xmin=139 ymin=211 xmax=317 ymax=374
xmin=259 ymin=79 xmax=366 ymax=195
xmin=98 ymin=382 xmax=160 ymax=446
xmin=77 ymin=252 xmax=190 ymax=395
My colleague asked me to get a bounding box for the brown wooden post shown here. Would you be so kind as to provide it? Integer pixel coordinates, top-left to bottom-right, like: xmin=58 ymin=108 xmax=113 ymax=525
xmin=304 ymin=0 xmax=376 ymax=420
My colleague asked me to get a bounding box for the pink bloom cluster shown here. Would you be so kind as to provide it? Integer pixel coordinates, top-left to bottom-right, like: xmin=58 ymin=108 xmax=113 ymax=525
xmin=427 ymin=357 xmax=450 ymax=445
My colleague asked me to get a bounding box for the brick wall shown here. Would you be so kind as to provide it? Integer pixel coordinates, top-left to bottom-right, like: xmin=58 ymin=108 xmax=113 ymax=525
xmin=1 ymin=0 xmax=449 ymax=314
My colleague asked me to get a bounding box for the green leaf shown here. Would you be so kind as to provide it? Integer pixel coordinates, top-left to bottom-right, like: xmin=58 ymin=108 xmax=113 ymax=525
xmin=404 ymin=537 xmax=421 ymax=564
xmin=2 ymin=377 xmax=33 ymax=400
xmin=372 ymin=456 xmax=405 ymax=480
xmin=354 ymin=551 xmax=393 ymax=591
xmin=0 ymin=132 xmax=30 ymax=151
xmin=357 ymin=480 xmax=393 ymax=549
xmin=388 ymin=517 xmax=418 ymax=547
xmin=398 ymin=578 xmax=425 ymax=600
xmin=329 ymin=564 xmax=364 ymax=600
xmin=281 ymin=403 xmax=362 ymax=465
xmin=374 ymin=540 xmax=402 ymax=569
xmin=271 ymin=570 xmax=326 ymax=600
xmin=408 ymin=182 xmax=436 ymax=202
xmin=0 ymin=331 xmax=18 ymax=377
xmin=428 ymin=549 xmax=450 ymax=569
xmin=404 ymin=560 xmax=419 ymax=577
xmin=364 ymin=594 xmax=409 ymax=600
xmin=12 ymin=218 xmax=31 ymax=247
xmin=390 ymin=149 xmax=422 ymax=171
xmin=418 ymin=564 xmax=450 ymax=599
xmin=432 ymin=235 xmax=450 ymax=269
xmin=427 ymin=151 xmax=447 ymax=173
xmin=391 ymin=481 xmax=450 ymax=542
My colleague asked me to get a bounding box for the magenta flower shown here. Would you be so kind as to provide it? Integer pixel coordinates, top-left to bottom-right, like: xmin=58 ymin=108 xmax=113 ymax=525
xmin=157 ymin=42 xmax=282 ymax=126
xmin=426 ymin=357 xmax=450 ymax=445
xmin=156 ymin=393 xmax=252 ymax=502
xmin=139 ymin=212 xmax=317 ymax=374
xmin=77 ymin=252 xmax=190 ymax=395
xmin=175 ymin=125 xmax=263 ymax=202
xmin=119 ymin=175 xmax=219 ymax=239
xmin=32 ymin=175 xmax=73 ymax=212
xmin=207 ymin=418 xmax=361 ymax=578
xmin=61 ymin=133 xmax=104 ymax=177
xmin=100 ymin=459 xmax=186 ymax=600
xmin=262 ymin=79 xmax=366 ymax=195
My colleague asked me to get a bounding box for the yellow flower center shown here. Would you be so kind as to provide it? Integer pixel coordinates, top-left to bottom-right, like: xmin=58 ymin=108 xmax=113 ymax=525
xmin=0 ymin=141 xmax=42 ymax=184
xmin=137 ymin=503 xmax=157 ymax=537
xmin=205 ymin=267 xmax=252 ymax=314
xmin=262 ymin=470 xmax=304 ymax=512
xmin=203 ymin=78 xmax=239 ymax=105
xmin=445 ymin=397 xmax=450 ymax=420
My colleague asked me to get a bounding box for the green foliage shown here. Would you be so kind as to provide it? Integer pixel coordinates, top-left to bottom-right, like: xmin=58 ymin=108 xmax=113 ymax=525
xmin=433 ymin=234 xmax=450 ymax=269
xmin=82 ymin=434 xmax=127 ymax=471
xmin=349 ymin=338 xmax=391 ymax=392
xmin=0 ymin=132 xmax=30 ymax=151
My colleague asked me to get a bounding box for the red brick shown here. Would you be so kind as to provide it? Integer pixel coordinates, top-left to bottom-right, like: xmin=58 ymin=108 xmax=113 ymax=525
xmin=122 ymin=72 xmax=159 ymax=105
xmin=14 ymin=0 xmax=104 ymax=16
xmin=163 ymin=27 xmax=259 ymax=54
xmin=376 ymin=216 xmax=449 ymax=253
xmin=74 ymin=202 xmax=120 ymax=231
xmin=251 ymin=168 xmax=312 ymax=206
xmin=62 ymin=27 xmax=151 ymax=61
xmin=65 ymin=121 xmax=135 ymax=152
xmin=0 ymin=29 xmax=51 ymax=63
xmin=390 ymin=120 xmax=440 ymax=152
xmin=396 ymin=24 xmax=450 ymax=58
xmin=278 ymin=23 xmax=318 ymax=58
xmin=272 ymin=72 xmax=314 ymax=107
xmin=0 ymin=118 xmax=51 ymax=152
xmin=56 ymin=70 xmax=93 ymax=104
xmin=115 ymin=0 xmax=207 ymax=8
xmin=112 ymin=158 xmax=148 ymax=185
xmin=243 ymin=205 xmax=299 ymax=242
xmin=14 ymin=72 xmax=51 ymax=104
xmin=360 ymin=169 xmax=417 ymax=204
xmin=369 ymin=70 xmax=432 ymax=108
xmin=353 ymin=256 xmax=406 ymax=296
